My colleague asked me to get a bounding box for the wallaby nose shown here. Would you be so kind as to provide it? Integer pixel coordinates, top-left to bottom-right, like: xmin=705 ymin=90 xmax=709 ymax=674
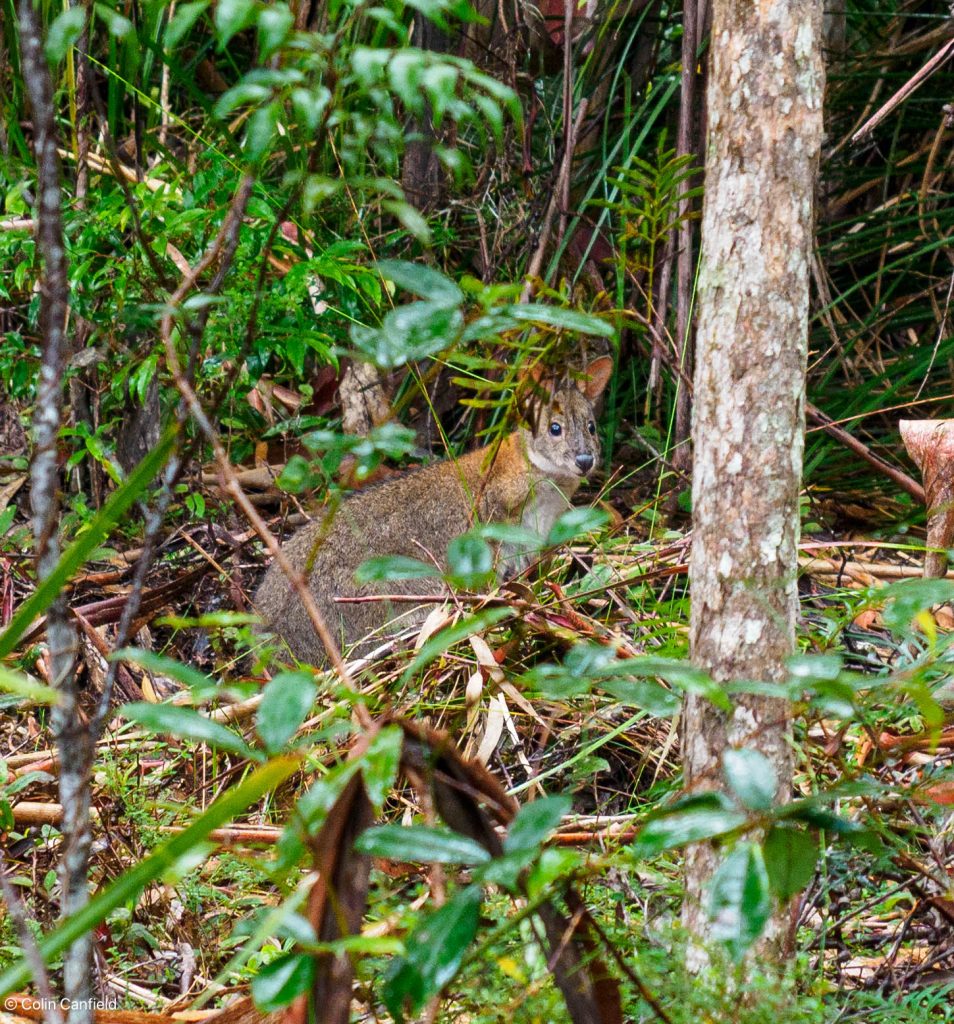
xmin=575 ymin=453 xmax=594 ymax=474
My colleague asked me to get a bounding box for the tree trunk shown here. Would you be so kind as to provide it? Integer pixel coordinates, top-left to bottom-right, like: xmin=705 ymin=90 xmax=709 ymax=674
xmin=682 ymin=0 xmax=825 ymax=958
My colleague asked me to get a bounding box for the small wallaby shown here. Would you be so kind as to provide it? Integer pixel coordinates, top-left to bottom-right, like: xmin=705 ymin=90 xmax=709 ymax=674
xmin=253 ymin=356 xmax=613 ymax=664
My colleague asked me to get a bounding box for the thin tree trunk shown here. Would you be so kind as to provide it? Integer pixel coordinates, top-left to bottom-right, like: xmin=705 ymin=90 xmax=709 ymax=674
xmin=672 ymin=0 xmax=702 ymax=477
xmin=683 ymin=0 xmax=825 ymax=960
xmin=17 ymin=0 xmax=91 ymax=1013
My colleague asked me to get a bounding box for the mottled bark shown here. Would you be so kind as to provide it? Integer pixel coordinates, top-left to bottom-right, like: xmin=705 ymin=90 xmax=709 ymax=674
xmin=683 ymin=0 xmax=825 ymax=957
xmin=17 ymin=0 xmax=90 ymax=1012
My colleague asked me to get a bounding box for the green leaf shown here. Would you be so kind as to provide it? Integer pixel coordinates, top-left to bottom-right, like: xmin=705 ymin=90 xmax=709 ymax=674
xmin=354 ymin=555 xmax=438 ymax=584
xmin=763 ymin=825 xmax=818 ymax=903
xmin=387 ymin=51 xmax=426 ymax=112
xmin=256 ymin=672 xmax=318 ymax=752
xmin=546 ymin=507 xmax=609 ymax=547
xmin=124 ymin=703 xmax=257 ymax=760
xmin=446 ymin=533 xmax=494 ymax=589
xmin=164 ymin=0 xmax=209 ymax=49
xmin=506 ymin=304 xmax=614 ymax=338
xmin=0 ymin=666 xmax=59 ymax=706
xmin=355 ymin=824 xmax=491 ymax=864
xmin=723 ymin=748 xmax=777 ymax=812
xmin=777 ymin=802 xmax=865 ymax=835
xmin=883 ymin=578 xmax=954 ymax=633
xmin=113 ymin=648 xmax=219 ymax=700
xmin=623 ymin=656 xmax=733 ymax=713
xmin=384 ymin=887 xmax=481 ymax=1022
xmin=421 ymin=62 xmax=458 ymax=124
xmin=94 ymin=3 xmax=133 ymax=37
xmin=376 ymin=260 xmax=462 ymax=305
xmin=519 ymin=662 xmax=593 ymax=700
xmin=350 ymin=302 xmax=463 ymax=369
xmin=0 ymin=757 xmax=299 ymax=995
xmin=632 ymin=793 xmax=747 ymax=857
xmin=245 ymin=100 xmax=281 ymax=161
xmin=504 ymin=794 xmax=570 ymax=854
xmin=786 ymin=653 xmax=843 ymax=683
xmin=251 ymin=952 xmax=315 ymax=1011
xmin=296 ymin=758 xmax=364 ymax=828
xmin=292 ymin=87 xmax=332 ymax=135
xmin=382 ymin=199 xmax=432 ymax=242
xmin=214 ymin=0 xmax=256 ymax=47
xmin=361 ymin=725 xmax=403 ymax=810
xmin=599 ymin=678 xmax=680 ymax=717
xmin=45 ymin=7 xmax=86 ymax=63
xmin=708 ymin=843 xmax=772 ymax=961
xmin=275 ymin=454 xmax=316 ymax=494
xmin=0 ymin=427 xmax=177 ymax=659
xmin=476 ymin=522 xmax=542 ymax=549
xmin=257 ymin=3 xmax=294 ymax=59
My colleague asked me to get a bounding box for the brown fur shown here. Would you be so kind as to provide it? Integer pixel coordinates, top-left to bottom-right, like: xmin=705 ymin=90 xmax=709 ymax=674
xmin=253 ymin=357 xmax=613 ymax=664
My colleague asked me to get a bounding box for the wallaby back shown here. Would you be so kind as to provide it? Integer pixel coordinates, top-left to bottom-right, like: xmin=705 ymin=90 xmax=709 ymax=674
xmin=253 ymin=356 xmax=613 ymax=664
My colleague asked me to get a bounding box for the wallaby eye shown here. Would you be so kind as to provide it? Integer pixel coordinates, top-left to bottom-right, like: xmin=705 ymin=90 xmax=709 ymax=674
xmin=549 ymin=422 xmax=562 ymax=437
xmin=588 ymin=421 xmax=596 ymax=435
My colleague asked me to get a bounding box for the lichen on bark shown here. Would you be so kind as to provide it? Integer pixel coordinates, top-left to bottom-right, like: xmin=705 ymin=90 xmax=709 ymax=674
xmin=682 ymin=0 xmax=826 ymax=961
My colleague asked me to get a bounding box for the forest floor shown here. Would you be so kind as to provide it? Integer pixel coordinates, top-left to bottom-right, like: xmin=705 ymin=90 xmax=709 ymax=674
xmin=2 ymin=466 xmax=954 ymax=1022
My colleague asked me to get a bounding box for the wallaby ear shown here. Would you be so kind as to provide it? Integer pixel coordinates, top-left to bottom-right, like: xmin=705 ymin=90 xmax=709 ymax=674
xmin=577 ymin=355 xmax=614 ymax=402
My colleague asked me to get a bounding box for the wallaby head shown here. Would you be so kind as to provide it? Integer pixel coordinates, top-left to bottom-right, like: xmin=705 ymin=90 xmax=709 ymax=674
xmin=519 ymin=355 xmax=614 ymax=484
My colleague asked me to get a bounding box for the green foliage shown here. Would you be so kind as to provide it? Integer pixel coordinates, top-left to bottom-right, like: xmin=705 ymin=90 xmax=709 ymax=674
xmin=256 ymin=672 xmax=318 ymax=752
xmin=3 ymin=0 xmax=954 ymax=1017
xmin=384 ymin=886 xmax=482 ymax=1022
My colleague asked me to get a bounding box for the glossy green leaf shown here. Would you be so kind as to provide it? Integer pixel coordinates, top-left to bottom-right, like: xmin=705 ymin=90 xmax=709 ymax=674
xmin=354 ymin=555 xmax=439 ymax=584
xmin=763 ymin=825 xmax=818 ymax=903
xmin=257 ymin=3 xmax=294 ymax=59
xmin=256 ymin=672 xmax=318 ymax=752
xmin=251 ymin=952 xmax=315 ymax=1011
xmin=164 ymin=0 xmax=209 ymax=49
xmin=355 ymin=824 xmax=491 ymax=864
xmin=632 ymin=793 xmax=747 ymax=857
xmin=723 ymin=748 xmax=777 ymax=812
xmin=376 ymin=260 xmax=462 ymax=304
xmin=360 ymin=725 xmax=403 ymax=810
xmin=708 ymin=843 xmax=772 ymax=961
xmin=245 ymin=100 xmax=281 ymax=161
xmin=883 ymin=578 xmax=954 ymax=633
xmin=350 ymin=302 xmax=463 ymax=369
xmin=0 ymin=666 xmax=59 ymax=706
xmin=124 ymin=702 xmax=257 ymax=760
xmin=384 ymin=887 xmax=481 ymax=1022
xmin=546 ymin=506 xmax=609 ymax=547
xmin=599 ymin=678 xmax=680 ymax=717
xmin=94 ymin=3 xmax=133 ymax=37
xmin=113 ymin=648 xmax=219 ymax=700
xmin=382 ymin=199 xmax=432 ymax=242
xmin=45 ymin=7 xmax=86 ymax=63
xmin=506 ymin=303 xmax=614 ymax=338
xmin=214 ymin=0 xmax=256 ymax=47
xmin=623 ymin=656 xmax=732 ymax=712
xmin=504 ymin=794 xmax=570 ymax=854
xmin=446 ymin=533 xmax=495 ymax=589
